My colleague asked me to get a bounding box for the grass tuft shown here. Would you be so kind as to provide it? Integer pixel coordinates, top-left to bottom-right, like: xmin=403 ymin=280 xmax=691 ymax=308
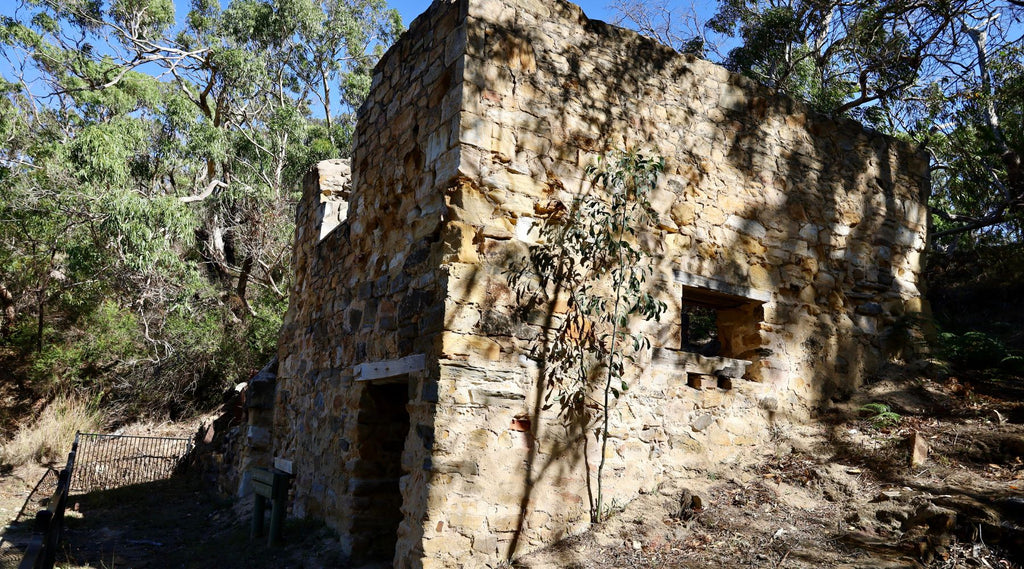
xmin=1 ymin=396 xmax=102 ymax=467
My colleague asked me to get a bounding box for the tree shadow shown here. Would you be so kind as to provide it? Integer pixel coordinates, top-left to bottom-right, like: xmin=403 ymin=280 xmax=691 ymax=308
xmin=269 ymin=0 xmax=932 ymax=564
xmin=450 ymin=0 xmax=930 ymax=563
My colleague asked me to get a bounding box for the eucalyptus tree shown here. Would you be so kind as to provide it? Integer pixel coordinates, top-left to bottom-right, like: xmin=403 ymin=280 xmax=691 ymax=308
xmin=0 ymin=0 xmax=401 ymax=414
xmin=925 ymin=43 xmax=1023 ymax=244
xmin=507 ymin=151 xmax=667 ymax=523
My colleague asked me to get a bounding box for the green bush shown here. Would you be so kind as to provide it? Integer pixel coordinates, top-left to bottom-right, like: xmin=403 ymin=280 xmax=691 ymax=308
xmin=939 ymin=330 xmax=1008 ymax=369
xmin=26 ymin=301 xmax=144 ymax=392
xmin=859 ymin=402 xmax=901 ymax=429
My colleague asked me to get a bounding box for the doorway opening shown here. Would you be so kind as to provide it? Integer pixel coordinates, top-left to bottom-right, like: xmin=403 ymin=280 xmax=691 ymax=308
xmin=350 ymin=380 xmax=410 ymax=562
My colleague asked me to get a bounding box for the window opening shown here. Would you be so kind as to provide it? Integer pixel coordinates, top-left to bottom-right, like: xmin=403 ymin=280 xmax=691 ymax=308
xmin=316 ymin=159 xmax=351 ymax=242
xmin=677 ymin=285 xmax=766 ymax=385
xmin=681 ymin=304 xmax=719 ymax=356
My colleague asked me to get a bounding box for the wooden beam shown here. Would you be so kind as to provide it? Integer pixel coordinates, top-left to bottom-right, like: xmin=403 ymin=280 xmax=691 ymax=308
xmin=353 ymin=353 xmax=426 ymax=382
xmin=273 ymin=457 xmax=293 ymax=474
xmin=673 ymin=270 xmax=772 ymax=303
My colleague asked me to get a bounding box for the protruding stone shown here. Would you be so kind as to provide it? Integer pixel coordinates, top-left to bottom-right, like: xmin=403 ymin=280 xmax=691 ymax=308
xmin=671 ymin=202 xmax=696 ymax=227
xmin=910 ymin=431 xmax=929 ymax=467
xmin=691 ymin=414 xmax=715 ymax=432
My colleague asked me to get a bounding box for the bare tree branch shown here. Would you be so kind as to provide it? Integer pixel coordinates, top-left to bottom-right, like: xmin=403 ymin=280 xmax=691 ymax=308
xmin=179 ymin=179 xmax=227 ymax=203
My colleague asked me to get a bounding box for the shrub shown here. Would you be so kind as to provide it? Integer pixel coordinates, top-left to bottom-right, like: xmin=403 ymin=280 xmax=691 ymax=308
xmin=1000 ymin=355 xmax=1024 ymax=374
xmin=859 ymin=402 xmax=901 ymax=429
xmin=939 ymin=330 xmax=1007 ymax=369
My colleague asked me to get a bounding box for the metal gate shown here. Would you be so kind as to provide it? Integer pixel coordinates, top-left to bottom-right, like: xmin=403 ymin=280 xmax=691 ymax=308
xmin=72 ymin=432 xmax=193 ymax=492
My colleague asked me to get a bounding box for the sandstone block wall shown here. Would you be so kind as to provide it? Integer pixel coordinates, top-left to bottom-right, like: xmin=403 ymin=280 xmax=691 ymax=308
xmin=271 ymin=1 xmax=466 ymax=562
xmin=268 ymin=0 xmax=929 ymax=566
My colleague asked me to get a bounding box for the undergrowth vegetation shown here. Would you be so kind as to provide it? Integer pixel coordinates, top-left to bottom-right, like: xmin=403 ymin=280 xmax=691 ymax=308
xmin=927 ymin=243 xmax=1024 ymax=376
xmin=858 ymin=402 xmax=902 ymax=429
xmin=0 ymin=396 xmax=102 ymax=467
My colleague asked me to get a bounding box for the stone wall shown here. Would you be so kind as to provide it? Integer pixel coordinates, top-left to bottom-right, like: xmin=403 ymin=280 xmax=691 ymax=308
xmin=271 ymin=0 xmax=466 ymax=562
xmin=269 ymin=0 xmax=929 ymax=566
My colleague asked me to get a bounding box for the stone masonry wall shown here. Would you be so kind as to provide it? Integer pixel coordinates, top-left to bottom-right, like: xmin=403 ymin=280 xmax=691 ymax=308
xmin=422 ymin=0 xmax=929 ymax=565
xmin=271 ymin=1 xmax=466 ymax=563
xmin=270 ymin=0 xmax=929 ymax=566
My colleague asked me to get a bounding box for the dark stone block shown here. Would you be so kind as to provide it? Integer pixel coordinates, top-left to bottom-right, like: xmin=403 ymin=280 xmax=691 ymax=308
xmin=421 ymin=380 xmax=439 ymax=403
xmin=404 ymin=241 xmax=431 ymax=269
xmin=374 ymin=275 xmax=389 ymax=297
xmin=479 ymin=310 xmax=513 ymax=335
xmin=248 ymin=379 xmax=277 ymax=410
xmin=418 ymin=304 xmax=445 ymax=334
xmin=362 ymin=298 xmax=379 ymax=328
xmin=389 ymin=271 xmax=412 ymax=295
xmin=338 ymin=289 xmax=353 ymax=306
xmin=349 ymin=309 xmax=363 ymax=331
xmin=379 ymin=315 xmax=397 ymax=331
xmin=350 ymin=478 xmax=396 ymax=496
xmin=413 ymin=335 xmax=434 ymax=353
xmin=398 ymin=336 xmax=415 ymax=354
xmin=856 ymin=302 xmax=884 ymax=316
xmin=416 ymin=424 xmax=435 ymax=449
xmin=399 ymin=288 xmax=435 ymax=320
xmin=358 ymin=282 xmax=374 ymax=299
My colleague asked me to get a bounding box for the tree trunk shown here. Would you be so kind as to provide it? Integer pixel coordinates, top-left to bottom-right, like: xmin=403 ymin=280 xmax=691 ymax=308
xmin=236 ymin=256 xmax=256 ymax=318
xmin=0 ymin=282 xmax=14 ymax=341
xmin=36 ymin=287 xmax=44 ymax=354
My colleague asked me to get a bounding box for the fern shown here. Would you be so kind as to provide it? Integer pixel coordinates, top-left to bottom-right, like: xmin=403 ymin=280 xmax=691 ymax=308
xmin=859 ymin=402 xmax=901 ymax=428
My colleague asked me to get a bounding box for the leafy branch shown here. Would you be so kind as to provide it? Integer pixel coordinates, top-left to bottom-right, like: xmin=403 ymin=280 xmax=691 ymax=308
xmin=507 ymin=150 xmax=667 ymax=523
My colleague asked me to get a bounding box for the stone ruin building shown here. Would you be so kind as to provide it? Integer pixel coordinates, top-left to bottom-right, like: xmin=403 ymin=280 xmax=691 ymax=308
xmin=242 ymin=0 xmax=930 ymax=566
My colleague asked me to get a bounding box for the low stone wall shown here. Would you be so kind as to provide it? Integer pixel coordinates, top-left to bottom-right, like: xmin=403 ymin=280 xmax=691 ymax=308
xmin=268 ymin=0 xmax=930 ymax=566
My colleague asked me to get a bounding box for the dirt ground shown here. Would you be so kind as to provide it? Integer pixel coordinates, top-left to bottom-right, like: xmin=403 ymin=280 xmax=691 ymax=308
xmin=518 ymin=366 xmax=1024 ymax=568
xmin=2 ymin=365 xmax=1023 ymax=569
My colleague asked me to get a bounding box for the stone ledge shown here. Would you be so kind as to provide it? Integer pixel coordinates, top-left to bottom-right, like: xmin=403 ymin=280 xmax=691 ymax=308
xmin=652 ymin=347 xmax=751 ymax=378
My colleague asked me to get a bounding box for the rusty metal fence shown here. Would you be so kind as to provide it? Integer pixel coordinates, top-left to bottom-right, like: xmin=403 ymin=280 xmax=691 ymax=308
xmin=4 ymin=433 xmax=193 ymax=569
xmin=72 ymin=432 xmax=193 ymax=493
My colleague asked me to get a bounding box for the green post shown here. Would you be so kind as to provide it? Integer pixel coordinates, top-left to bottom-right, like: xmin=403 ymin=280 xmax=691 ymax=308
xmin=268 ymin=497 xmax=284 ymax=545
xmin=251 ymin=493 xmax=267 ymax=539
xmin=249 ymin=467 xmax=291 ymax=545
xmin=268 ymin=469 xmax=290 ymax=546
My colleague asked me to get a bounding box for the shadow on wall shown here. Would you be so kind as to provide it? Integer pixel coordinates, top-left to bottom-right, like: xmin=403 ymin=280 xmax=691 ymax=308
xmin=441 ymin=0 xmax=928 ymax=562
